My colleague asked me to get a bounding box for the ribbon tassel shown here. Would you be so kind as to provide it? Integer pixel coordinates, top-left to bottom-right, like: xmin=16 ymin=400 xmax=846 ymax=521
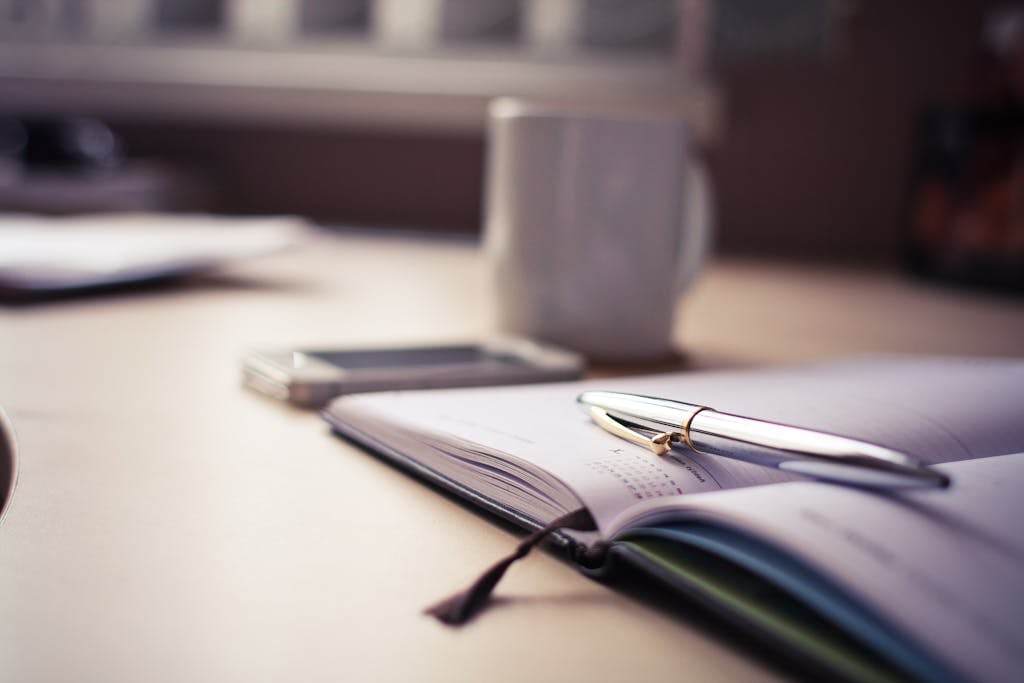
xmin=424 ymin=508 xmax=597 ymax=626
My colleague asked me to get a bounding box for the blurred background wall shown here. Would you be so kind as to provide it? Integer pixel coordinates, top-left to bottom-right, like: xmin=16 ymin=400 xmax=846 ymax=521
xmin=0 ymin=0 xmax=1009 ymax=263
xmin=708 ymin=0 xmax=1005 ymax=262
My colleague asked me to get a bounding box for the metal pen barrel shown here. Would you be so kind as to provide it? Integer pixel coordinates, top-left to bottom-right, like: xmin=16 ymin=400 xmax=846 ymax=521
xmin=577 ymin=391 xmax=949 ymax=489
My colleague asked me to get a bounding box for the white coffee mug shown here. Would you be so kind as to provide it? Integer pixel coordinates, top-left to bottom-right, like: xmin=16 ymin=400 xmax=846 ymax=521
xmin=483 ymin=98 xmax=713 ymax=361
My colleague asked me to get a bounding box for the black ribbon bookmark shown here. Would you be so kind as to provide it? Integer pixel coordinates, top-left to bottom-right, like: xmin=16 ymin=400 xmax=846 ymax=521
xmin=424 ymin=508 xmax=597 ymax=626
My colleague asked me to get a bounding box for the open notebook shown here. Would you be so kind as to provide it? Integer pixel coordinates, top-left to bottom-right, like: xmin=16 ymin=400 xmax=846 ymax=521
xmin=322 ymin=357 xmax=1024 ymax=683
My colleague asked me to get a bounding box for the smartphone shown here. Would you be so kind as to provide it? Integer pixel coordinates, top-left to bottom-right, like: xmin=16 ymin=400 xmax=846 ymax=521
xmin=242 ymin=338 xmax=585 ymax=408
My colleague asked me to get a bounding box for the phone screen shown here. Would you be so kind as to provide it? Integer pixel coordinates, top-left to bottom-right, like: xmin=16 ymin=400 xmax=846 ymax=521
xmin=307 ymin=345 xmax=524 ymax=370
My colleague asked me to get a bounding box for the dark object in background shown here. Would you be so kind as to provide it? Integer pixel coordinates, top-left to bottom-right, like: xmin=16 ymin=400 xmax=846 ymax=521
xmin=4 ymin=117 xmax=123 ymax=171
xmin=906 ymin=107 xmax=1024 ymax=291
xmin=0 ymin=116 xmax=211 ymax=214
xmin=905 ymin=6 xmax=1024 ymax=292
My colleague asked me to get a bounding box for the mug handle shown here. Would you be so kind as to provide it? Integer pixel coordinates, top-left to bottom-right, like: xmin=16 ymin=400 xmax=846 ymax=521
xmin=676 ymin=158 xmax=714 ymax=293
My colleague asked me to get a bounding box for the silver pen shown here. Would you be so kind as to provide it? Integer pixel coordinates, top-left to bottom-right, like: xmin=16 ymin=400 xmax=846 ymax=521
xmin=577 ymin=391 xmax=950 ymax=489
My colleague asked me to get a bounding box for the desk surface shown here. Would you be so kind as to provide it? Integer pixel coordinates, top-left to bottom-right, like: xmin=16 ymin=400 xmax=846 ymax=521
xmin=1 ymin=231 xmax=1021 ymax=683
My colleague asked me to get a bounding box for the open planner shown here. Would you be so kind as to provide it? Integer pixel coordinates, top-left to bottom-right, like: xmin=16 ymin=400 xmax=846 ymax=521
xmin=322 ymin=357 xmax=1024 ymax=683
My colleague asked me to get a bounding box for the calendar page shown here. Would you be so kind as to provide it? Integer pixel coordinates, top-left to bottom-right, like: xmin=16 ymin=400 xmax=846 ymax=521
xmin=328 ymin=357 xmax=1024 ymax=536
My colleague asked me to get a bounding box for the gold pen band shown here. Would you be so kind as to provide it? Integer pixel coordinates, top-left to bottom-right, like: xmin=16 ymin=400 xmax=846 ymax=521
xmin=681 ymin=406 xmax=710 ymax=454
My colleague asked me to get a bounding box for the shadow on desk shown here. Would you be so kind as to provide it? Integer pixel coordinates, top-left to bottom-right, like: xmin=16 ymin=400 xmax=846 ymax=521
xmin=587 ymin=349 xmax=763 ymax=377
xmin=0 ymin=271 xmax=315 ymax=306
xmin=0 ymin=408 xmax=17 ymax=524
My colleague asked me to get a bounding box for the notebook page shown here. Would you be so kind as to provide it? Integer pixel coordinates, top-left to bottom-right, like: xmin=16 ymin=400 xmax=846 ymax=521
xmin=612 ymin=453 xmax=1024 ymax=683
xmin=330 ymin=357 xmax=1024 ymax=533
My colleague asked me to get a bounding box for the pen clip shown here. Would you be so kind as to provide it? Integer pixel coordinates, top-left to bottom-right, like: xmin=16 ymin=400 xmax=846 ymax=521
xmin=586 ymin=407 xmax=680 ymax=456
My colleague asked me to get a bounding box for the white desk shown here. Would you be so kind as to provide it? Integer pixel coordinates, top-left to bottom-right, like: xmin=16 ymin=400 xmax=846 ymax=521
xmin=1 ymin=231 xmax=1021 ymax=683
